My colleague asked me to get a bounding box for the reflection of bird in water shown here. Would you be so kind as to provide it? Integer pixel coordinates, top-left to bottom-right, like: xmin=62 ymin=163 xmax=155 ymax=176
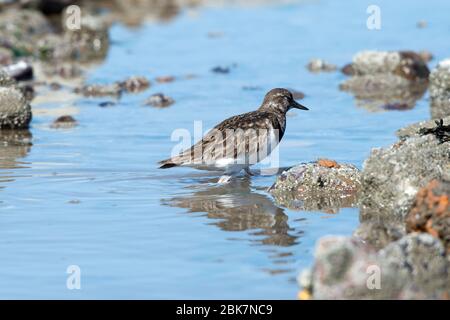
xmin=162 ymin=177 xmax=300 ymax=247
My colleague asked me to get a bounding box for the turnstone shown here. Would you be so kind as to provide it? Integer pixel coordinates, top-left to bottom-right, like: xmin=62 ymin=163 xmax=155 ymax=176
xmin=159 ymin=88 xmax=309 ymax=183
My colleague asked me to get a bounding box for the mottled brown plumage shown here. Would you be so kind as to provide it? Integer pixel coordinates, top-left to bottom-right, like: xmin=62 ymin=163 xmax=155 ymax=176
xmin=159 ymin=88 xmax=308 ymax=178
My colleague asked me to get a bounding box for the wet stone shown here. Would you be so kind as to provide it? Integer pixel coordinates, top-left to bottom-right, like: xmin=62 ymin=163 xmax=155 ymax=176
xmin=144 ymin=93 xmax=175 ymax=108
xmin=340 ymin=51 xmax=429 ymax=111
xmin=306 ymin=59 xmax=337 ymax=72
xmin=50 ymin=115 xmax=78 ymax=129
xmin=305 ymin=233 xmax=450 ymax=299
xmin=119 ymin=76 xmax=150 ymax=93
xmin=269 ymin=160 xmax=361 ymax=213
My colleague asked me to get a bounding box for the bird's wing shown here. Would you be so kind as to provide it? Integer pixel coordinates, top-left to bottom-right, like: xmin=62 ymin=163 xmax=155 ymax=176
xmin=160 ymin=111 xmax=283 ymax=167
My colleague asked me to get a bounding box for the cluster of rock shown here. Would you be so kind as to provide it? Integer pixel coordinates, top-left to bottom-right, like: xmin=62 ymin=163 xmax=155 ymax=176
xmin=340 ymin=51 xmax=430 ymax=111
xmin=296 ymin=112 xmax=450 ymax=300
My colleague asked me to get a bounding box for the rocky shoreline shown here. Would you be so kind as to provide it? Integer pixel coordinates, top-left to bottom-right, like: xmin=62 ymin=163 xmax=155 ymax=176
xmin=290 ymin=55 xmax=450 ymax=299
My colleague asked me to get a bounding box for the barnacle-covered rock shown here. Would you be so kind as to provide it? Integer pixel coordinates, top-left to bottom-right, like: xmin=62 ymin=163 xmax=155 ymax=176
xmin=302 ymin=233 xmax=450 ymax=299
xmin=269 ymin=159 xmax=361 ymax=213
xmin=0 ymin=86 xmax=32 ymax=129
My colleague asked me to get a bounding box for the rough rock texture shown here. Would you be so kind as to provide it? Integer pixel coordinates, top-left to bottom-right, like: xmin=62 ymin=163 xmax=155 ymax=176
xmin=0 ymin=70 xmax=17 ymax=87
xmin=303 ymin=234 xmax=449 ymax=299
xmin=75 ymin=83 xmax=122 ymax=97
xmin=0 ymin=86 xmax=32 ymax=129
xmin=50 ymin=115 xmax=78 ymax=129
xmin=379 ymin=233 xmax=449 ymax=299
xmin=145 ymin=93 xmax=175 ymax=108
xmin=429 ymin=58 xmax=450 ymax=119
xmin=269 ymin=160 xmax=361 ymax=213
xmin=118 ymin=76 xmax=150 ymax=93
xmin=340 ymin=51 xmax=429 ymax=111
xmin=359 ymin=134 xmax=449 ymax=226
xmin=405 ymin=180 xmax=450 ymax=253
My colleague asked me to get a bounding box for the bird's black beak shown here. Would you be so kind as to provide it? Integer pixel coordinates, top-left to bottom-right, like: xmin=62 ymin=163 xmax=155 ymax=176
xmin=291 ymin=100 xmax=309 ymax=110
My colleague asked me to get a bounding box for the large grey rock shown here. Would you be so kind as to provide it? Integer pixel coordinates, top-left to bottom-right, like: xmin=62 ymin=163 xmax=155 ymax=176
xmin=429 ymin=58 xmax=450 ymax=119
xmin=360 ymin=134 xmax=449 ymax=226
xmin=269 ymin=159 xmax=361 ymax=213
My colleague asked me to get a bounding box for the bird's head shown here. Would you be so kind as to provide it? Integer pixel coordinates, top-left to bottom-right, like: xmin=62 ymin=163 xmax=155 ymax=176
xmin=260 ymin=88 xmax=309 ymax=114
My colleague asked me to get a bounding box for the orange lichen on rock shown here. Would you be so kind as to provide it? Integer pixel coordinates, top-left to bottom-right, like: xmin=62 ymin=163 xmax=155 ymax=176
xmin=405 ymin=179 xmax=450 ymax=251
xmin=317 ymin=158 xmax=340 ymax=168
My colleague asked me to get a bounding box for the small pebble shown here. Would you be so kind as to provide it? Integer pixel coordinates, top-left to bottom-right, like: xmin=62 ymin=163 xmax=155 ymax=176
xmin=211 ymin=66 xmax=230 ymax=74
xmin=144 ymin=93 xmax=175 ymax=108
xmin=99 ymin=101 xmax=116 ymax=108
xmin=51 ymin=115 xmax=78 ymax=129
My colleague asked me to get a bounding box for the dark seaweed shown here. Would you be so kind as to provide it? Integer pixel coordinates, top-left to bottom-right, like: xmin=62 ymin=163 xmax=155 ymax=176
xmin=419 ymin=119 xmax=450 ymax=143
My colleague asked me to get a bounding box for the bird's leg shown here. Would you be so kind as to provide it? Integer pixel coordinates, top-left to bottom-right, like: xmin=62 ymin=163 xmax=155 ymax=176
xmin=244 ymin=167 xmax=254 ymax=176
xmin=218 ymin=175 xmax=232 ymax=184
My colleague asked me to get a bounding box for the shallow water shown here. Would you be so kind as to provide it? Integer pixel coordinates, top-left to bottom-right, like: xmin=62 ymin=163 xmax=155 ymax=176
xmin=1 ymin=0 xmax=450 ymax=299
